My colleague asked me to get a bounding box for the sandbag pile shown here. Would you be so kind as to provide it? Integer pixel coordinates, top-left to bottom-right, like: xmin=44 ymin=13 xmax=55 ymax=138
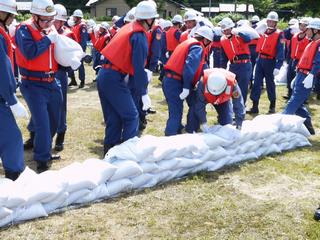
xmin=0 ymin=114 xmax=311 ymax=227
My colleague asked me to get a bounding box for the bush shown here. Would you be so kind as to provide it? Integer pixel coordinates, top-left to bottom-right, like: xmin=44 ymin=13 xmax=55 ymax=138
xmin=16 ymin=13 xmax=32 ymax=22
xmin=95 ymin=16 xmax=113 ymax=22
xmin=211 ymin=13 xmax=246 ymax=25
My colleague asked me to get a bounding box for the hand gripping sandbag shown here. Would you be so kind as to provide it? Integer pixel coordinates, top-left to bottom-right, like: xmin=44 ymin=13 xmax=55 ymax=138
xmin=54 ymin=34 xmax=85 ymax=70
xmin=234 ymin=25 xmax=260 ymax=40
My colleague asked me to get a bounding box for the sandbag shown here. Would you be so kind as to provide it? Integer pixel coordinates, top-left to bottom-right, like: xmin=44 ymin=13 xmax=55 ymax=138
xmin=110 ymin=160 xmax=143 ymax=181
xmin=43 ymin=192 xmax=69 ymax=214
xmin=54 ymin=34 xmax=85 ymax=70
xmin=14 ymin=203 xmax=48 ymax=223
xmin=82 ymin=158 xmax=118 ymax=184
xmin=131 ymin=174 xmax=153 ymax=189
xmin=0 ymin=206 xmax=12 ymax=219
xmin=235 ymin=25 xmax=260 ymax=39
xmin=139 ymin=162 xmax=159 ymax=173
xmin=105 ymin=179 xmax=133 ymax=197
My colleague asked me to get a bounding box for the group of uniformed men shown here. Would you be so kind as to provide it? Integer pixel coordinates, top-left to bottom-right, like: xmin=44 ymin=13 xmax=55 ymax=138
xmin=0 ymin=0 xmax=320 ymax=181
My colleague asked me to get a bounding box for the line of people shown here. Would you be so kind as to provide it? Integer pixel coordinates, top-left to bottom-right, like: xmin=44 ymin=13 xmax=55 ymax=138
xmin=1 ymin=0 xmax=320 ymax=180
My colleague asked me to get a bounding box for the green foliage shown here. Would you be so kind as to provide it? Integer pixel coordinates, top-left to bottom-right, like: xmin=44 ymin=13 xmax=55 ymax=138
xmin=16 ymin=13 xmax=32 ymax=22
xmin=96 ymin=16 xmax=113 ymax=22
xmin=212 ymin=13 xmax=246 ymax=25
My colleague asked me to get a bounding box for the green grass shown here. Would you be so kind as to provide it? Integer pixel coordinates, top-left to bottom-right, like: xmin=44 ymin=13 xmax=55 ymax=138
xmin=1 ymin=64 xmax=320 ymax=239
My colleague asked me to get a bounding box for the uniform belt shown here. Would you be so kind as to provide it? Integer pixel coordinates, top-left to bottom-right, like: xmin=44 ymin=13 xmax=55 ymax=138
xmin=165 ymin=72 xmax=181 ymax=81
xmin=230 ymin=59 xmax=250 ymax=64
xmin=102 ymin=64 xmax=126 ymax=74
xmin=21 ymin=75 xmax=55 ymax=82
xmin=259 ymin=54 xmax=275 ymax=60
xmin=298 ymin=69 xmax=310 ymax=75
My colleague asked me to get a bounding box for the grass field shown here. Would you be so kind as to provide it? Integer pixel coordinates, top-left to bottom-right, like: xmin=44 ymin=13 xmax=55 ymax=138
xmin=1 ymin=63 xmax=320 ymax=239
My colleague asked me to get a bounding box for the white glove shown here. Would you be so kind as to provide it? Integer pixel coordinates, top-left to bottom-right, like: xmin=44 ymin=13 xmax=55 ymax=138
xmin=201 ymin=123 xmax=210 ymax=133
xmin=231 ymin=28 xmax=239 ymax=35
xmin=10 ymin=101 xmax=29 ymax=119
xmin=141 ymin=94 xmax=152 ymax=111
xmin=179 ymin=88 xmax=190 ymax=100
xmin=70 ymin=58 xmax=81 ymax=70
xmin=88 ymin=28 xmax=93 ymax=34
xmin=303 ymin=73 xmax=314 ymax=89
xmin=100 ymin=55 xmax=105 ymax=61
xmin=145 ymin=69 xmax=153 ymax=83
xmin=47 ymin=31 xmax=59 ymax=43
xmin=273 ymin=68 xmax=280 ymax=77
xmin=165 ymin=52 xmax=170 ymax=58
xmin=290 ymin=77 xmax=296 ymax=89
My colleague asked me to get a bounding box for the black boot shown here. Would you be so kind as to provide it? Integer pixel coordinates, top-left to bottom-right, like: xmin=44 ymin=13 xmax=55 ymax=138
xmin=268 ymin=100 xmax=276 ymax=114
xmin=304 ymin=121 xmax=315 ymax=135
xmin=55 ymin=132 xmax=65 ymax=151
xmin=247 ymin=101 xmax=259 ymax=114
xmin=314 ymin=207 xmax=320 ymax=221
xmin=68 ymin=76 xmax=77 ymax=86
xmin=37 ymin=161 xmax=51 ymax=173
xmin=50 ymin=154 xmax=61 ymax=160
xmin=79 ymin=80 xmax=84 ymax=88
xmin=104 ymin=144 xmax=114 ymax=155
xmin=4 ymin=171 xmax=21 ymax=181
xmin=317 ymin=93 xmax=320 ymax=100
xmin=24 ymin=131 xmax=35 ymax=150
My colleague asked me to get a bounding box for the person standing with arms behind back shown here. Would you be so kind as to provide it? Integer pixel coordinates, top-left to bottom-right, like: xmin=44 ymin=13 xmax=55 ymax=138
xmin=0 ymin=0 xmax=28 ymax=180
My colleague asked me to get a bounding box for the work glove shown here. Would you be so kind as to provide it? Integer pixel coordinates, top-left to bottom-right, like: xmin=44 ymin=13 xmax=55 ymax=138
xmin=142 ymin=94 xmax=152 ymax=111
xmin=179 ymin=88 xmax=190 ymax=100
xmin=70 ymin=58 xmax=81 ymax=70
xmin=302 ymin=73 xmax=314 ymax=89
xmin=165 ymin=51 xmax=170 ymax=58
xmin=290 ymin=77 xmax=296 ymax=89
xmin=47 ymin=31 xmax=59 ymax=43
xmin=201 ymin=123 xmax=210 ymax=133
xmin=100 ymin=55 xmax=105 ymax=61
xmin=10 ymin=101 xmax=29 ymax=119
xmin=145 ymin=69 xmax=153 ymax=83
xmin=273 ymin=68 xmax=280 ymax=77
xmin=88 ymin=28 xmax=93 ymax=34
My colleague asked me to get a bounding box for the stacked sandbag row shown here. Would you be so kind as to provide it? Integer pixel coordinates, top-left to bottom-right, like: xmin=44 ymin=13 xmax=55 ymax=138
xmin=0 ymin=114 xmax=311 ymax=227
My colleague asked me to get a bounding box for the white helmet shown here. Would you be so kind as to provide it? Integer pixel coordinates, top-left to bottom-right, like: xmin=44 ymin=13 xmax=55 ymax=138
xmin=100 ymin=21 xmax=109 ymax=30
xmin=195 ymin=26 xmax=213 ymax=41
xmin=219 ymin=17 xmax=235 ymax=30
xmin=72 ymin=9 xmax=83 ymax=18
xmin=30 ymin=0 xmax=56 ymax=17
xmin=54 ymin=4 xmax=67 ymax=21
xmin=87 ymin=19 xmax=96 ymax=28
xmin=184 ymin=10 xmax=197 ymax=21
xmin=112 ymin=15 xmax=120 ymax=23
xmin=124 ymin=7 xmax=136 ymax=22
xmin=163 ymin=20 xmax=172 ymax=29
xmin=288 ymin=18 xmax=298 ymax=26
xmin=307 ymin=18 xmax=320 ymax=30
xmin=0 ymin=0 xmax=18 ymax=15
xmin=299 ymin=17 xmax=310 ymax=25
xmin=266 ymin=11 xmax=279 ymax=22
xmin=237 ymin=19 xmax=250 ymax=27
xmin=207 ymin=72 xmax=227 ymax=96
xmin=172 ymin=14 xmax=183 ymax=24
xmin=251 ymin=15 xmax=260 ymax=22
xmin=135 ymin=1 xmax=158 ymax=20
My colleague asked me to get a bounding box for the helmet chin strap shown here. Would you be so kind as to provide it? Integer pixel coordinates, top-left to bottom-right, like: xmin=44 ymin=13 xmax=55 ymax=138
xmin=145 ymin=18 xmax=155 ymax=31
xmin=311 ymin=29 xmax=319 ymax=40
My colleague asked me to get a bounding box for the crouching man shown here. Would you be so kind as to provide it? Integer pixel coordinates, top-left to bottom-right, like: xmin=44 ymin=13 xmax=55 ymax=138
xmin=192 ymin=68 xmax=246 ymax=132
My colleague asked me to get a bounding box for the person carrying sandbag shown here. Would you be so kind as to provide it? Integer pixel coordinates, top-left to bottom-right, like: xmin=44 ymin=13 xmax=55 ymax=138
xmin=15 ymin=0 xmax=63 ymax=173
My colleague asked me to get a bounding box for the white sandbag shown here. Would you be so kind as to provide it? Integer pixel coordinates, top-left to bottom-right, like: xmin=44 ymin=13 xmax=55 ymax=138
xmin=105 ymin=179 xmax=133 ymax=197
xmin=24 ymin=170 xmax=69 ymax=205
xmin=174 ymin=157 xmax=202 ymax=169
xmin=59 ymin=162 xmax=98 ymax=193
xmin=82 ymin=158 xmax=118 ymax=184
xmin=255 ymin=19 xmax=267 ymax=35
xmin=275 ymin=62 xmax=288 ymax=85
xmin=0 ymin=206 xmax=12 ymax=219
xmin=74 ymin=184 xmax=107 ymax=204
xmin=135 ymin=135 xmax=157 ymax=160
xmin=43 ymin=192 xmax=69 ymax=214
xmin=139 ymin=162 xmax=159 ymax=173
xmin=110 ymin=160 xmax=143 ymax=181
xmin=105 ymin=137 xmax=139 ymax=162
xmin=130 ymin=174 xmax=153 ymax=189
xmin=263 ymin=144 xmax=282 ymax=155
xmin=200 ymin=147 xmax=228 ymax=162
xmin=0 ymin=212 xmax=14 ymax=228
xmin=174 ymin=168 xmax=194 ymax=179
xmin=208 ymin=156 xmax=234 ymax=171
xmin=214 ymin=124 xmax=241 ymax=142
xmin=235 ymin=25 xmax=260 ymax=39
xmin=279 ymin=115 xmax=307 ymax=135
xmin=143 ymin=171 xmax=173 ymax=188
xmin=0 ymin=178 xmax=13 ymax=207
xmin=61 ymin=189 xmax=91 ymax=207
xmin=14 ymin=203 xmax=48 ymax=223
xmin=201 ymin=134 xmax=231 ymax=148
xmin=54 ymin=34 xmax=84 ymax=69
xmin=235 ymin=139 xmax=264 ymax=155
xmin=154 ymin=158 xmax=180 ymax=172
